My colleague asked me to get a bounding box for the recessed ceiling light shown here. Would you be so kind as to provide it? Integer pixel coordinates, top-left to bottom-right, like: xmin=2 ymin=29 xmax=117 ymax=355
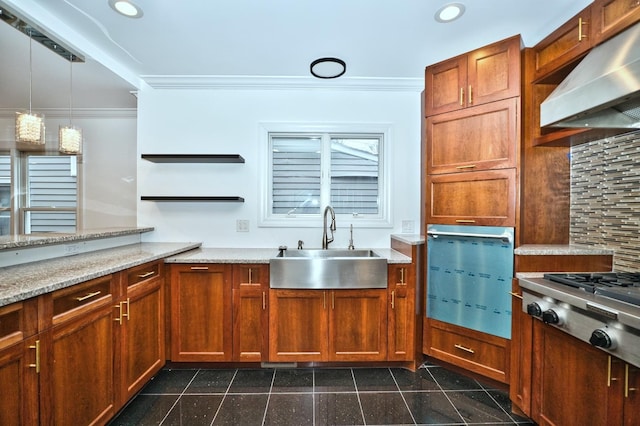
xmin=435 ymin=3 xmax=465 ymax=23
xmin=108 ymin=0 xmax=144 ymax=18
xmin=310 ymin=57 xmax=346 ymax=79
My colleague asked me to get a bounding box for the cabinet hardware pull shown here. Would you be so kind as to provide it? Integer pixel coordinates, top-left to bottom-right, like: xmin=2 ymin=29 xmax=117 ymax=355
xmin=262 ymin=291 xmax=266 ymax=310
xmin=323 ymin=292 xmax=326 ymax=310
xmin=454 ymin=344 xmax=475 ymax=354
xmin=455 ymin=219 xmax=476 ymax=223
xmin=459 ymin=87 xmax=464 ymax=106
xmin=509 ymin=291 xmax=523 ymax=300
xmin=190 ymin=266 xmax=209 ymax=270
xmin=248 ymin=268 xmax=253 ymax=284
xmin=468 ymin=85 xmax=472 ymax=104
xmin=391 ymin=290 xmax=395 ymax=309
xmin=332 ymin=292 xmax=335 ymax=310
xmin=28 ymin=340 xmax=40 ymax=373
xmin=578 ymin=17 xmax=587 ymax=41
xmin=123 ymin=298 xmax=130 ymax=321
xmin=400 ymin=268 xmax=405 ymax=284
xmin=455 ymin=164 xmax=477 ymax=169
xmin=137 ymin=271 xmax=155 ymax=278
xmin=76 ymin=291 xmax=101 ymax=302
xmin=114 ymin=303 xmax=123 ymax=324
xmin=626 ymin=364 xmax=638 ymax=397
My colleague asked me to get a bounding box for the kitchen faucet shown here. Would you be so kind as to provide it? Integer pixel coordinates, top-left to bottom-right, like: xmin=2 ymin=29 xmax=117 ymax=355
xmin=322 ymin=205 xmax=336 ymax=249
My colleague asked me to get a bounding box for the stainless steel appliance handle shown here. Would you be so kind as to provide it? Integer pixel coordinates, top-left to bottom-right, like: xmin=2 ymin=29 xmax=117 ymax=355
xmin=427 ymin=230 xmax=512 ymax=244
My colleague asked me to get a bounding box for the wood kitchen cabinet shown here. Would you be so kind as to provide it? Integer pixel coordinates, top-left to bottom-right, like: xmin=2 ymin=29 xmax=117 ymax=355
xmin=44 ymin=275 xmax=119 ymax=426
xmin=116 ymin=260 xmax=166 ymax=405
xmin=425 ymin=98 xmax=518 ymax=174
xmin=169 ymin=264 xmax=232 ymax=361
xmin=0 ymin=299 xmax=39 ymax=426
xmin=592 ymin=0 xmax=640 ymax=45
xmin=532 ymin=320 xmax=613 ymax=425
xmin=509 ymin=279 xmax=533 ymax=417
xmin=388 ymin=264 xmax=415 ymax=361
xmin=232 ymin=264 xmax=269 ymax=362
xmin=532 ymin=6 xmax=592 ymax=82
xmin=425 ymin=35 xmax=521 ymax=116
xmin=426 ymin=168 xmax=517 ymax=227
xmin=269 ymin=288 xmax=387 ymax=362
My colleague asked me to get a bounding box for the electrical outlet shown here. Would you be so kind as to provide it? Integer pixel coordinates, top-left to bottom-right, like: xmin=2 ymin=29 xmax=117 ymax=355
xmin=401 ymin=220 xmax=415 ymax=233
xmin=236 ymin=219 xmax=250 ymax=232
xmin=64 ymin=243 xmax=80 ymax=255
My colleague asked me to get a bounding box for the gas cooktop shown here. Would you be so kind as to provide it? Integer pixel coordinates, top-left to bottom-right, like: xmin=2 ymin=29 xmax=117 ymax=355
xmin=544 ymin=272 xmax=640 ymax=306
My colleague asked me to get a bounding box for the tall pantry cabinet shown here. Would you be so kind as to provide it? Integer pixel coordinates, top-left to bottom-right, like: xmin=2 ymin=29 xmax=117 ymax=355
xmin=422 ymin=35 xmax=521 ymax=383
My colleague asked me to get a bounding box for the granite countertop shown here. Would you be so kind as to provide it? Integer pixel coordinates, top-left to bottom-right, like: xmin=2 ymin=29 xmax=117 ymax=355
xmin=0 ymin=242 xmax=200 ymax=307
xmin=390 ymin=234 xmax=425 ymax=245
xmin=514 ymin=244 xmax=614 ymax=256
xmin=164 ymin=247 xmax=413 ymax=264
xmin=0 ymin=227 xmax=154 ymax=250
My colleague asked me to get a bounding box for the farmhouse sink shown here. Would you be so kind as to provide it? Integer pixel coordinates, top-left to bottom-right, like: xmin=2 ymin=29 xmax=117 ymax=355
xmin=270 ymin=249 xmax=388 ymax=289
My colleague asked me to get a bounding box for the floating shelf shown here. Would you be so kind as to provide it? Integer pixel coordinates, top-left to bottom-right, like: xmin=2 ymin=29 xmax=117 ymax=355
xmin=141 ymin=154 xmax=245 ymax=163
xmin=141 ymin=196 xmax=245 ymax=202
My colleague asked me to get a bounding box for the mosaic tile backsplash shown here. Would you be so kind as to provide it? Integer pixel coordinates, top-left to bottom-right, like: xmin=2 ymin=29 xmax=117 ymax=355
xmin=570 ymin=131 xmax=640 ymax=271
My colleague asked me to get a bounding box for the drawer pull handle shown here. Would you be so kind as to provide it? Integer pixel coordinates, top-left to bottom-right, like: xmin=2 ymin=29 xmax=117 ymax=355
xmin=454 ymin=344 xmax=475 ymax=354
xmin=76 ymin=291 xmax=101 ymax=302
xmin=190 ymin=266 xmax=209 ymax=270
xmin=29 ymin=340 xmax=40 ymax=373
xmin=578 ymin=17 xmax=587 ymax=41
xmin=262 ymin=291 xmax=266 ymax=310
xmin=137 ymin=271 xmax=155 ymax=278
xmin=509 ymin=291 xmax=523 ymax=300
xmin=455 ymin=165 xmax=476 ymax=169
xmin=455 ymin=219 xmax=476 ymax=223
xmin=391 ymin=290 xmax=395 ymax=309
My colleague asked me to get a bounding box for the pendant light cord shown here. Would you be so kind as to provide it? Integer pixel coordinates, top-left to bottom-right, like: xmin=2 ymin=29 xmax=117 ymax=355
xmin=68 ymin=54 xmax=73 ymax=126
xmin=28 ymin=30 xmax=33 ymax=114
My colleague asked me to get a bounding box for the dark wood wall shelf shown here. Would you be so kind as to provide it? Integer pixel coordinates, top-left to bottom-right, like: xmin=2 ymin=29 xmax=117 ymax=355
xmin=141 ymin=154 xmax=245 ymax=163
xmin=141 ymin=196 xmax=245 ymax=202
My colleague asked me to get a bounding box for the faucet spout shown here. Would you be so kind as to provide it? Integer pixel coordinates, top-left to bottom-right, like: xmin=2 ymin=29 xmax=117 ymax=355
xmin=322 ymin=205 xmax=336 ymax=249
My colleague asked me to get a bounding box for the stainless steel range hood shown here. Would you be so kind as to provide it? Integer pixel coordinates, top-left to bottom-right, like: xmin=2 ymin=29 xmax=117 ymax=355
xmin=540 ymin=22 xmax=640 ymax=129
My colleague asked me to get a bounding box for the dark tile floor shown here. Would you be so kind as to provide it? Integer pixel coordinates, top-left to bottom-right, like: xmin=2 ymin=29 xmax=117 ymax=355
xmin=108 ymin=363 xmax=535 ymax=425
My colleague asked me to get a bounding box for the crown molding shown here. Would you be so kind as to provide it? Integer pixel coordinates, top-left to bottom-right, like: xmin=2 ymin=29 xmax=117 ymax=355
xmin=142 ymin=75 xmax=423 ymax=92
xmin=0 ymin=108 xmax=137 ymax=119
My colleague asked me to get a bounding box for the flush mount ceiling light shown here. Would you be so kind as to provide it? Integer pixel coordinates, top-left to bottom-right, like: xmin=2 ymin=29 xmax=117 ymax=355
xmin=108 ymin=0 xmax=144 ymax=18
xmin=435 ymin=3 xmax=466 ymax=23
xmin=310 ymin=57 xmax=346 ymax=79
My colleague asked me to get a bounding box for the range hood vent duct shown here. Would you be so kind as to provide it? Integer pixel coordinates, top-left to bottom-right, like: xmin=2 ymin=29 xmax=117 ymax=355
xmin=540 ymin=22 xmax=640 ymax=129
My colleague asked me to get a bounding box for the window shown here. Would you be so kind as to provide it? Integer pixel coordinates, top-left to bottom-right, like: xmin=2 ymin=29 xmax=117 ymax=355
xmin=260 ymin=123 xmax=391 ymax=227
xmin=0 ymin=154 xmax=10 ymax=236
xmin=21 ymin=155 xmax=78 ymax=233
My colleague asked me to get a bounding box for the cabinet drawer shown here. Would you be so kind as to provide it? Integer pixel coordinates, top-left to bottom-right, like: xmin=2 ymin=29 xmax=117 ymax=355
xmin=127 ymin=261 xmax=162 ymax=286
xmin=53 ymin=276 xmax=113 ymax=320
xmin=426 ymin=98 xmax=518 ymax=174
xmin=426 ymin=168 xmax=516 ymax=226
xmin=427 ymin=319 xmax=508 ymax=383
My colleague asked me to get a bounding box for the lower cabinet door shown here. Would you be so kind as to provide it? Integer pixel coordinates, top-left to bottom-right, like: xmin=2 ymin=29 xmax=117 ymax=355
xmin=329 ymin=289 xmax=387 ymax=361
xmin=269 ymin=289 xmax=328 ymax=362
xmin=170 ymin=264 xmax=232 ymax=361
xmin=0 ymin=339 xmax=39 ymax=426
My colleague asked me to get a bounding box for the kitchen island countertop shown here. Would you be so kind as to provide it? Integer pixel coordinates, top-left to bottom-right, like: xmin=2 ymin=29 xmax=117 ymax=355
xmin=514 ymin=244 xmax=614 ymax=256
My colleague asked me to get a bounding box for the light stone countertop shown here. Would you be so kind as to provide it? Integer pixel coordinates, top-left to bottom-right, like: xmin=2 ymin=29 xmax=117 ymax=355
xmin=0 ymin=242 xmax=200 ymax=307
xmin=0 ymin=227 xmax=154 ymax=250
xmin=164 ymin=247 xmax=413 ymax=264
xmin=514 ymin=244 xmax=614 ymax=256
xmin=390 ymin=234 xmax=425 ymax=245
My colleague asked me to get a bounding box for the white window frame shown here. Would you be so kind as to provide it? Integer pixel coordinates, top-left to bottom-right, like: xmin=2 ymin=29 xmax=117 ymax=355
xmin=258 ymin=122 xmax=392 ymax=228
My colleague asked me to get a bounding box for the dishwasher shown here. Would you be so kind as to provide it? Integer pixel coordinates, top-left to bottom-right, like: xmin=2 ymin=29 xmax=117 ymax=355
xmin=426 ymin=224 xmax=514 ymax=339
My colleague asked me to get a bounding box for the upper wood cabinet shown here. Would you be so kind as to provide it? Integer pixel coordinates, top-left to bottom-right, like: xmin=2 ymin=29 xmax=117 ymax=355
xmin=169 ymin=264 xmax=233 ymax=362
xmin=533 ymin=6 xmax=592 ymax=82
xmin=592 ymin=0 xmax=640 ymax=45
xmin=232 ymin=264 xmax=269 ymax=362
xmin=425 ymin=35 xmax=521 ymax=116
xmin=426 ymin=98 xmax=519 ymax=174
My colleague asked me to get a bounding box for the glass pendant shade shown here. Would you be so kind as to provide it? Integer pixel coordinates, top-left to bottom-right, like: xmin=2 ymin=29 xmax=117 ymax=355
xmin=59 ymin=125 xmax=82 ymax=154
xmin=16 ymin=111 xmax=45 ymax=145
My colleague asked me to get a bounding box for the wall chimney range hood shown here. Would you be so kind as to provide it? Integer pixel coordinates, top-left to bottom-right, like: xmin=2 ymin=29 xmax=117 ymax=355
xmin=540 ymin=23 xmax=640 ymax=130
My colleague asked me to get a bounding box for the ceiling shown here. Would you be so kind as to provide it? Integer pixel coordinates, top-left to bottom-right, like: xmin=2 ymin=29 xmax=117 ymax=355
xmin=0 ymin=0 xmax=592 ymax=111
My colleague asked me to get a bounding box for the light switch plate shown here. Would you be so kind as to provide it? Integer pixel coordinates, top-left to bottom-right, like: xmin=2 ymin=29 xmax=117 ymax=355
xmin=236 ymin=219 xmax=250 ymax=232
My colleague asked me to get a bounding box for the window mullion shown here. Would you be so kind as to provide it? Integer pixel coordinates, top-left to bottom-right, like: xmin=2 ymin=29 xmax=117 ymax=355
xmin=320 ymin=133 xmax=331 ymax=209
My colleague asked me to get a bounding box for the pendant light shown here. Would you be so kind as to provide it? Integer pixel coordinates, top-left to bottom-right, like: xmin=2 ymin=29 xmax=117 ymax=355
xmin=16 ymin=30 xmax=45 ymax=145
xmin=59 ymin=53 xmax=82 ymax=154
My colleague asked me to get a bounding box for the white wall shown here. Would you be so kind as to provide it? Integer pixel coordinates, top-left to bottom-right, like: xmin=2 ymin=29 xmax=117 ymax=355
xmin=137 ymin=85 xmax=422 ymax=248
